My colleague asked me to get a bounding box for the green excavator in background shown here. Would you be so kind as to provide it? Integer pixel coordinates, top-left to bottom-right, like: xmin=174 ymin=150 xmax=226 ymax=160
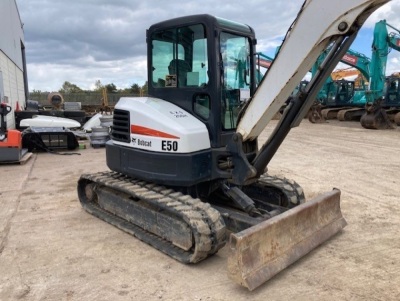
xmin=361 ymin=19 xmax=400 ymax=129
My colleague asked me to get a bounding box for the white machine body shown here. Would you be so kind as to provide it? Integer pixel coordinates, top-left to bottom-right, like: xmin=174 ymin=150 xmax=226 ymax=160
xmin=113 ymin=97 xmax=211 ymax=153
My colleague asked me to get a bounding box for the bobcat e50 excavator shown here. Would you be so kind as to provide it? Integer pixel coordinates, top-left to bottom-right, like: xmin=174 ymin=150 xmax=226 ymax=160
xmin=78 ymin=0 xmax=390 ymax=291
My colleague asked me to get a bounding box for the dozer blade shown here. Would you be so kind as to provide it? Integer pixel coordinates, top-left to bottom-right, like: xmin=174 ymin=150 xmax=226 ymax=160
xmin=227 ymin=189 xmax=346 ymax=291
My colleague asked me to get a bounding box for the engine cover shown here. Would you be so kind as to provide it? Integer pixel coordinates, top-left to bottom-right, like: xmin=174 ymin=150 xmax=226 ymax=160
xmin=113 ymin=97 xmax=210 ymax=153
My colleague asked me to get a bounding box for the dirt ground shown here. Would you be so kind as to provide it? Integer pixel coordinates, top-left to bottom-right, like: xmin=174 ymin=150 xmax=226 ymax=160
xmin=0 ymin=120 xmax=399 ymax=301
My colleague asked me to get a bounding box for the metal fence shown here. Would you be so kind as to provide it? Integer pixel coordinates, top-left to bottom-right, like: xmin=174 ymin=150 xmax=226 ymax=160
xmin=29 ymin=92 xmax=145 ymax=106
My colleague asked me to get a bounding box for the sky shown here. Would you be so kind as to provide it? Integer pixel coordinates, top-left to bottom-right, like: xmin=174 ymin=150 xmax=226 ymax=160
xmin=16 ymin=0 xmax=400 ymax=92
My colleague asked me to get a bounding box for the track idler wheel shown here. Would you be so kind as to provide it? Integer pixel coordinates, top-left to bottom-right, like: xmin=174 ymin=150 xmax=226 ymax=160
xmin=77 ymin=179 xmax=98 ymax=204
xmin=84 ymin=183 xmax=97 ymax=202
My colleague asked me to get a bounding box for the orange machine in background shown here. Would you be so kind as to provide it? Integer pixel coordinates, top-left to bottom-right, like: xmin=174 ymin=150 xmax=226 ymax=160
xmin=0 ymin=103 xmax=27 ymax=162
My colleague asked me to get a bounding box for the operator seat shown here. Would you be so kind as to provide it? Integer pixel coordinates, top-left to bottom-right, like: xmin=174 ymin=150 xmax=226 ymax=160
xmin=168 ymin=59 xmax=191 ymax=86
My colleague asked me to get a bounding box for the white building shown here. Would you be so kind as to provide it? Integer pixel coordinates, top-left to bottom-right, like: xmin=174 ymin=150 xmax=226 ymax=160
xmin=0 ymin=0 xmax=28 ymax=129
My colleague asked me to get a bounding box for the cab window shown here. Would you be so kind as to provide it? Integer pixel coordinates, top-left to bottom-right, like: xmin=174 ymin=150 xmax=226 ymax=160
xmin=220 ymin=32 xmax=251 ymax=130
xmin=151 ymin=24 xmax=208 ymax=88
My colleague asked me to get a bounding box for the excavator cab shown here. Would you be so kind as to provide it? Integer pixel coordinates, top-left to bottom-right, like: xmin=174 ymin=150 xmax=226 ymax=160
xmin=325 ymin=79 xmax=355 ymax=106
xmin=148 ymin=15 xmax=256 ymax=146
xmin=382 ymin=76 xmax=400 ymax=106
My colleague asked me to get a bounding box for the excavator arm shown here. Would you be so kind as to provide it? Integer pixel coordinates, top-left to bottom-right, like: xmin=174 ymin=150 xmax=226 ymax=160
xmin=386 ymin=23 xmax=400 ymax=51
xmin=342 ymin=49 xmax=371 ymax=80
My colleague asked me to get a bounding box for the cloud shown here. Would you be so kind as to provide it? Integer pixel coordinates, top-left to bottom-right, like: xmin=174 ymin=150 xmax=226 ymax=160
xmin=364 ymin=1 xmax=400 ymax=27
xmin=27 ymin=55 xmax=148 ymax=91
xmin=17 ymin=0 xmax=400 ymax=91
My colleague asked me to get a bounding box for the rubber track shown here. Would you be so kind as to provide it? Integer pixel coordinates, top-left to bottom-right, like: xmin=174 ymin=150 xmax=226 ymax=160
xmin=337 ymin=108 xmax=363 ymax=121
xmin=258 ymin=174 xmax=306 ymax=207
xmin=78 ymin=171 xmax=226 ymax=263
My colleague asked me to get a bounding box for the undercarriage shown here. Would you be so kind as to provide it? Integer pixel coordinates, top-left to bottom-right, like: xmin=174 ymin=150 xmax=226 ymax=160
xmin=78 ymin=171 xmax=305 ymax=264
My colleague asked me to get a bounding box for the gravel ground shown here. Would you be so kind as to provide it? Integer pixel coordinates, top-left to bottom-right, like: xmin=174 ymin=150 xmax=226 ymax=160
xmin=0 ymin=119 xmax=399 ymax=300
